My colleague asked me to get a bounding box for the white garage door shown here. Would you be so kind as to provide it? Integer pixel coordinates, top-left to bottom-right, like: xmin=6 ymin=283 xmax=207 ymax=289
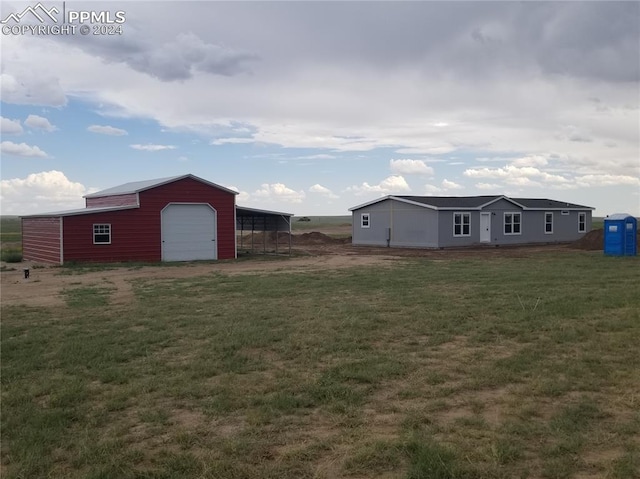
xmin=161 ymin=204 xmax=217 ymax=261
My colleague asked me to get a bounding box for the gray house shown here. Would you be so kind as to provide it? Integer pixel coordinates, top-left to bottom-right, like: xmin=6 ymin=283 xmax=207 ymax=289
xmin=350 ymin=195 xmax=593 ymax=248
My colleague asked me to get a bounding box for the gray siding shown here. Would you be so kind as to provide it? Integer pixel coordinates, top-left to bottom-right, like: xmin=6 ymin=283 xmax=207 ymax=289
xmin=352 ymin=200 xmax=393 ymax=246
xmin=351 ymin=199 xmax=438 ymax=247
xmin=352 ymin=198 xmax=591 ymax=248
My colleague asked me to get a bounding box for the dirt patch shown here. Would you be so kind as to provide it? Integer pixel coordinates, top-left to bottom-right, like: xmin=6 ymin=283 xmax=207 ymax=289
xmin=2 ymin=228 xmax=611 ymax=308
xmin=0 ymin=254 xmax=398 ymax=307
xmin=573 ymin=228 xmax=640 ymax=251
xmin=573 ymin=229 xmax=604 ymax=251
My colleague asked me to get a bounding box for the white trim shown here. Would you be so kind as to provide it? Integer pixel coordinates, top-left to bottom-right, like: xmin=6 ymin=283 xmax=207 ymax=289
xmin=452 ymin=211 xmax=471 ymax=237
xmin=476 ymin=195 xmax=527 ymax=210
xmin=561 ymin=210 xmax=570 ymax=215
xmin=161 ymin=202 xmax=218 ymax=261
xmin=480 ymin=212 xmax=491 ymax=243
xmin=544 ymin=212 xmax=554 ymax=235
xmin=504 ymin=212 xmax=522 ymax=235
xmin=21 ymin=204 xmax=139 ymax=218
xmin=93 ymin=223 xmax=112 ymax=244
xmin=60 ymin=216 xmax=64 ymax=265
xmin=578 ymin=212 xmax=587 ymax=233
xmin=361 ymin=213 xmax=370 ymax=228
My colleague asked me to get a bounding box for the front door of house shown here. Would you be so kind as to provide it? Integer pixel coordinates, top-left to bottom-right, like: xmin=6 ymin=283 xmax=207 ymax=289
xmin=480 ymin=212 xmax=491 ymax=243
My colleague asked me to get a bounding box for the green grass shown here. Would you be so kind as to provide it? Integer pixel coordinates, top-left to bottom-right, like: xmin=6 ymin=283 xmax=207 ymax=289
xmin=0 ymin=216 xmax=21 ymax=243
xmin=0 ymin=248 xmax=23 ymax=263
xmin=2 ymin=252 xmax=639 ymax=478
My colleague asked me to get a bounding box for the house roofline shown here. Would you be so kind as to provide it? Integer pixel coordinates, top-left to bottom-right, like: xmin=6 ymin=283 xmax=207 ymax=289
xmin=348 ymin=195 xmax=595 ymax=212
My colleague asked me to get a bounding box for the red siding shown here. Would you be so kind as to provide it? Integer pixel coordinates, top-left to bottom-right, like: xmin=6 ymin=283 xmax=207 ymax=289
xmin=22 ymin=217 xmax=62 ymax=264
xmin=62 ymin=177 xmax=236 ymax=263
xmin=86 ymin=193 xmax=138 ymax=208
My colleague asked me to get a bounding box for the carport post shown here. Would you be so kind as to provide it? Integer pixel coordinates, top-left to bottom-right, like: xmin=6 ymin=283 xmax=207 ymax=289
xmin=251 ymin=216 xmax=255 ymax=252
xmin=263 ymin=215 xmax=267 ymax=254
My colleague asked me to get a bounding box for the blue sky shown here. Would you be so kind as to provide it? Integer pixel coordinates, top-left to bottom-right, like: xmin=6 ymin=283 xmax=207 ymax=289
xmin=1 ymin=1 xmax=639 ymax=216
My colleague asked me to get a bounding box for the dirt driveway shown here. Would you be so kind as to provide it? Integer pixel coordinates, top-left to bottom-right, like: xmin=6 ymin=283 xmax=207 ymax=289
xmin=2 ymin=238 xmax=593 ymax=309
xmin=0 ymin=252 xmax=399 ymax=308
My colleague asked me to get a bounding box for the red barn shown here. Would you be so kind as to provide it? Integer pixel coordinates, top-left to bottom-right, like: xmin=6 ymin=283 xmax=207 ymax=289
xmin=22 ymin=174 xmax=241 ymax=264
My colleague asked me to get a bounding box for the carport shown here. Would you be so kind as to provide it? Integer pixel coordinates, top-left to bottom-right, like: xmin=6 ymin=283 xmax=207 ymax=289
xmin=236 ymin=206 xmax=293 ymax=255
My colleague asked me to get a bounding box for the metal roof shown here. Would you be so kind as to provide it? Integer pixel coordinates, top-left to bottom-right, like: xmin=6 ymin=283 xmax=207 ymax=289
xmin=236 ymin=206 xmax=293 ymax=217
xmin=21 ymin=205 xmax=139 ymax=218
xmin=84 ymin=174 xmax=238 ymax=198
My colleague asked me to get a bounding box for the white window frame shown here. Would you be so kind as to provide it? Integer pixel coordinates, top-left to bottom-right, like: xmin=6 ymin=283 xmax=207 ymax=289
xmin=504 ymin=212 xmax=522 ymax=235
xmin=361 ymin=213 xmax=370 ymax=228
xmin=453 ymin=212 xmax=471 ymax=237
xmin=93 ymin=224 xmax=111 ymax=244
xmin=544 ymin=212 xmax=553 ymax=235
xmin=561 ymin=210 xmax=570 ymax=216
xmin=578 ymin=212 xmax=586 ymax=233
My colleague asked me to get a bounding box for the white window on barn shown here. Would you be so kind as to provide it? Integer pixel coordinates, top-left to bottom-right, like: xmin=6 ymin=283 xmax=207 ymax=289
xmin=93 ymin=224 xmax=111 ymax=244
xmin=453 ymin=212 xmax=470 ymax=237
xmin=504 ymin=212 xmax=522 ymax=235
xmin=544 ymin=212 xmax=553 ymax=234
xmin=361 ymin=213 xmax=370 ymax=228
xmin=578 ymin=212 xmax=586 ymax=233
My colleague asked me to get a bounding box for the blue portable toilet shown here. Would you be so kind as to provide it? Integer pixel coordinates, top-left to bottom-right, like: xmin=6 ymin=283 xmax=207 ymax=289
xmin=604 ymin=214 xmax=637 ymax=256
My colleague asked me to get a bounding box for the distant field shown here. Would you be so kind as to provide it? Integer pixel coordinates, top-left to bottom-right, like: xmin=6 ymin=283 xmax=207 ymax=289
xmin=2 ymin=252 xmax=639 ymax=478
xmin=0 ymin=216 xmax=21 ymax=243
xmin=291 ymin=215 xmax=351 ymax=231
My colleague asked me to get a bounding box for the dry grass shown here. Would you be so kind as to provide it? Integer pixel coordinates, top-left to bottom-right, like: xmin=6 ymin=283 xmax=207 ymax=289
xmin=2 ymin=251 xmax=639 ymax=478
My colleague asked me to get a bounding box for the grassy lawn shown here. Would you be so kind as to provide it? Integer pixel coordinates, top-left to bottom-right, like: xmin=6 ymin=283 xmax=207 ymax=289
xmin=2 ymin=252 xmax=640 ymax=478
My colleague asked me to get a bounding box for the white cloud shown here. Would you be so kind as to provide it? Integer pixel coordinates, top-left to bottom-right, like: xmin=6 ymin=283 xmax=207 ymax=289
xmin=463 ymin=165 xmax=571 ymax=187
xmin=88 ymin=125 xmax=128 ymax=136
xmin=511 ymin=155 xmax=548 ymax=167
xmin=24 ymin=114 xmax=56 ymax=132
xmin=1 ymin=116 xmax=23 ymax=135
xmin=253 ymin=183 xmax=305 ymax=203
xmin=309 ymin=183 xmax=339 ymax=199
xmin=226 ymin=185 xmax=250 ymax=202
xmin=389 ymin=159 xmax=434 ymax=175
xmin=347 ymin=175 xmax=411 ymax=195
xmin=0 ymin=72 xmax=66 ymax=106
xmin=211 ymin=137 xmax=255 ymax=145
xmin=130 ymin=144 xmax=177 ymax=151
xmin=575 ymin=174 xmax=640 ymax=187
xmin=424 ymin=179 xmax=465 ymax=194
xmin=441 ymin=179 xmax=463 ymax=190
xmin=0 ymin=170 xmax=88 ymax=215
xmin=476 ymin=182 xmax=501 ymax=190
xmin=1 ymin=141 xmax=48 ymax=158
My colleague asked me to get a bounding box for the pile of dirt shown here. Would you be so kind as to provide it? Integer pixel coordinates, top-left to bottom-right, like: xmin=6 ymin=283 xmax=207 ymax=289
xmin=238 ymin=231 xmax=351 ymax=246
xmin=295 ymin=232 xmax=350 ymax=245
xmin=573 ymin=228 xmax=640 ymax=251
xmin=573 ymin=229 xmax=603 ymax=250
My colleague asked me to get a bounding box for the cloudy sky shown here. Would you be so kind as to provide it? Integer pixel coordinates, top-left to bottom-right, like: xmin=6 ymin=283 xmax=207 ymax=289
xmin=1 ymin=1 xmax=639 ymax=216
